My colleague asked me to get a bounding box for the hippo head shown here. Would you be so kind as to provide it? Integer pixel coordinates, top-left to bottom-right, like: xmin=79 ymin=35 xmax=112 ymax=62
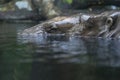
xmin=42 ymin=16 xmax=80 ymax=34
xmin=21 ymin=11 xmax=120 ymax=38
xmin=79 ymin=12 xmax=119 ymax=38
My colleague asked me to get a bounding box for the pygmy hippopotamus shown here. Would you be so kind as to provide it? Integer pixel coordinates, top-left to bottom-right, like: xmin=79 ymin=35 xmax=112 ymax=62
xmin=20 ymin=11 xmax=120 ymax=38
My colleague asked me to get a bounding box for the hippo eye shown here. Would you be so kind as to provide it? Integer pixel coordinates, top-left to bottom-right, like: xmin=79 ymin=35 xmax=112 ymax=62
xmin=105 ymin=17 xmax=113 ymax=27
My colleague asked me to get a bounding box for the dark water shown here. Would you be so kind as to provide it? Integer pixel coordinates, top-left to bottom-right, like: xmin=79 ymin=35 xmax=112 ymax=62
xmin=0 ymin=22 xmax=120 ymax=80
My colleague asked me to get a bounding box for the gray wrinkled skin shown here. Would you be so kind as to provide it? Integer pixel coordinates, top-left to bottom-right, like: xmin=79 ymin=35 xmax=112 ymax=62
xmin=20 ymin=14 xmax=81 ymax=35
xmin=20 ymin=11 xmax=120 ymax=38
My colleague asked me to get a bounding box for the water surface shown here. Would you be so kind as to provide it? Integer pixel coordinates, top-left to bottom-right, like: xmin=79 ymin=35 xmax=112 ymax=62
xmin=0 ymin=22 xmax=120 ymax=80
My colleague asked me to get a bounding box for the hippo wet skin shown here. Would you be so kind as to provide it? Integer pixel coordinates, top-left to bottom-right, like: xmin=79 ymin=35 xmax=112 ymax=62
xmin=80 ymin=11 xmax=120 ymax=38
xmin=20 ymin=11 xmax=120 ymax=38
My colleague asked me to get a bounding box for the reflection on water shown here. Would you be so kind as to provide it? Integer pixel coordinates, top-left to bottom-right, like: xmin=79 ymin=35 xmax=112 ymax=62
xmin=18 ymin=34 xmax=120 ymax=67
xmin=0 ymin=22 xmax=120 ymax=80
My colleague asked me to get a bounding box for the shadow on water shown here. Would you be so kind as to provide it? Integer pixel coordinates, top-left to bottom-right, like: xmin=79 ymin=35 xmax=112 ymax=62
xmin=0 ymin=22 xmax=120 ymax=80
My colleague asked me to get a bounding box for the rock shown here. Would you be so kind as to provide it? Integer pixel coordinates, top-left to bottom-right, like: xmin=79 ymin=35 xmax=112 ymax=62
xmin=71 ymin=0 xmax=120 ymax=9
xmin=0 ymin=0 xmax=11 ymax=4
xmin=0 ymin=10 xmax=40 ymax=21
xmin=0 ymin=1 xmax=15 ymax=11
xmin=15 ymin=0 xmax=32 ymax=11
xmin=32 ymin=0 xmax=61 ymax=19
xmin=1 ymin=0 xmax=120 ymax=21
xmin=0 ymin=0 xmax=61 ymax=20
xmin=0 ymin=0 xmax=39 ymax=20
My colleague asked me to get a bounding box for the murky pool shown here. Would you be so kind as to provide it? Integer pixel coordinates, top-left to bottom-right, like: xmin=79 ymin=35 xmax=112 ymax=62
xmin=0 ymin=22 xmax=120 ymax=80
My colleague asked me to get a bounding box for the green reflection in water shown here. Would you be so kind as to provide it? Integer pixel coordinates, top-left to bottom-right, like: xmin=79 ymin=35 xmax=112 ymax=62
xmin=0 ymin=22 xmax=37 ymax=80
xmin=0 ymin=43 xmax=34 ymax=80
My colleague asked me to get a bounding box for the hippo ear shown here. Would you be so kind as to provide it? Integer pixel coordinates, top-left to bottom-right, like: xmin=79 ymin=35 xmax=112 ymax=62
xmin=105 ymin=17 xmax=113 ymax=27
